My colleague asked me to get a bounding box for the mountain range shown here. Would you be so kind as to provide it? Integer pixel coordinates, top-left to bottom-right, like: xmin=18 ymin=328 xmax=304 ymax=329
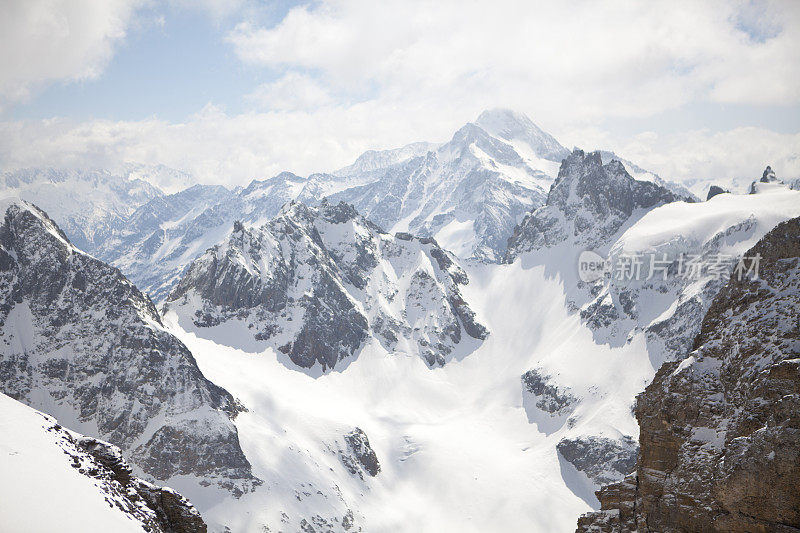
xmin=1 ymin=109 xmax=798 ymax=532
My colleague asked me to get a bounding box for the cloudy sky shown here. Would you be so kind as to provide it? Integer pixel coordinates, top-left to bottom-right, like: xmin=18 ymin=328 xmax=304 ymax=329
xmin=1 ymin=0 xmax=798 ymax=190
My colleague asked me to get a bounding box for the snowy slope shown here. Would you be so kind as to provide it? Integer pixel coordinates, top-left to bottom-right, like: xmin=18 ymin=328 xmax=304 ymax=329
xmin=149 ymin=152 xmax=800 ymax=532
xmin=583 ymin=182 xmax=800 ymax=365
xmin=0 ymin=392 xmax=206 ymax=533
xmin=162 ymin=254 xmax=651 ymax=532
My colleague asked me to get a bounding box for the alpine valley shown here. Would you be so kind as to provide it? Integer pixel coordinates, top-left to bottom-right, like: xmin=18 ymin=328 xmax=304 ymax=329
xmin=1 ymin=110 xmax=798 ymax=533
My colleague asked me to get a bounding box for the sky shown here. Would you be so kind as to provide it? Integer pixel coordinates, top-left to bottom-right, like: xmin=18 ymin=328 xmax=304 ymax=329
xmin=0 ymin=0 xmax=798 ymax=191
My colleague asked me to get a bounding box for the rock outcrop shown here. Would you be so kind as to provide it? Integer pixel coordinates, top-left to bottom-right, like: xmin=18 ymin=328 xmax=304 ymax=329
xmin=338 ymin=427 xmax=381 ymax=480
xmin=505 ymin=149 xmax=687 ymax=261
xmin=166 ymin=200 xmax=488 ymax=370
xmin=0 ymin=199 xmax=256 ymax=494
xmin=749 ymin=165 xmax=784 ymax=194
xmin=706 ymin=185 xmax=729 ymax=200
xmin=522 ymin=369 xmax=579 ymax=418
xmin=77 ymin=437 xmax=208 ymax=533
xmin=557 ymin=436 xmax=638 ymax=487
xmin=577 ymin=216 xmax=800 ymax=532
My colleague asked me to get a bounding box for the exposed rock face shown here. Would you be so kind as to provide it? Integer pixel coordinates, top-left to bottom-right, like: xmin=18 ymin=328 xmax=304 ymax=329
xmin=596 ymin=150 xmax=697 ymax=201
xmin=0 ymin=200 xmax=255 ymax=493
xmin=557 ymin=436 xmax=638 ymax=487
xmin=577 ymin=217 xmax=800 ymax=532
xmin=761 ymin=165 xmax=778 ymax=183
xmin=749 ymin=165 xmax=784 ymax=194
xmin=575 ymin=473 xmax=638 ymax=533
xmin=166 ymin=200 xmax=488 ymax=370
xmin=339 ymin=427 xmax=381 ymax=480
xmin=706 ymin=184 xmax=729 ymax=200
xmin=522 ymin=369 xmax=579 ymax=417
xmin=505 ymin=149 xmax=687 ymax=261
xmin=77 ymin=437 xmax=208 ymax=533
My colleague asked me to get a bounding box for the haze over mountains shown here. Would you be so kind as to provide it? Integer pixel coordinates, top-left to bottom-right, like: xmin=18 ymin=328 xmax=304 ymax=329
xmin=1 ymin=109 xmax=705 ymax=302
xmin=1 ymin=109 xmax=799 ymax=532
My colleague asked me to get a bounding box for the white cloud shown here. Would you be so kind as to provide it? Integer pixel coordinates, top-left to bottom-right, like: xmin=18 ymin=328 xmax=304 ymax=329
xmin=0 ymin=0 xmax=797 ymax=193
xmin=0 ymin=0 xmax=145 ymax=107
xmin=609 ymin=127 xmax=800 ymax=187
xmin=246 ymin=72 xmax=334 ymax=111
xmin=227 ymin=0 xmax=800 ymax=124
xmin=1 ymin=107 xmax=797 ymax=194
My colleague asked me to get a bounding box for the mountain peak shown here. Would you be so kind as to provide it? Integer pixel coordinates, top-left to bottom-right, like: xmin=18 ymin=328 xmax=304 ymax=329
xmin=474 ymin=108 xmax=569 ymax=162
xmin=476 ymin=107 xmax=532 ymax=127
xmin=761 ymin=165 xmax=777 ymax=183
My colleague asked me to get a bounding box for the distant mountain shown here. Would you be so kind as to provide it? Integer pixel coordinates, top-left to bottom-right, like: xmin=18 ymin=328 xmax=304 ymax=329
xmin=16 ymin=109 xmax=570 ymax=301
xmin=0 ymin=392 xmax=207 ymax=533
xmin=94 ymin=172 xmax=311 ymax=302
xmin=0 ymin=168 xmax=162 ymax=252
xmin=3 ymin=111 xmax=692 ymax=301
xmin=0 ymin=198 xmax=256 ymax=495
xmin=475 ymin=108 xmax=570 ymax=163
xmin=596 ymin=150 xmax=698 ymax=201
xmin=326 ymin=109 xmax=568 ymax=261
xmin=165 ymin=200 xmax=487 ymax=371
xmin=332 ymin=142 xmax=441 ymax=176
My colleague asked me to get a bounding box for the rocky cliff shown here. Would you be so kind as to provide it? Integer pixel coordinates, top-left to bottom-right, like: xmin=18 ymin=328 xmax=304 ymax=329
xmin=577 ymin=216 xmax=800 ymax=532
xmin=505 ymin=149 xmax=686 ymax=261
xmin=0 ymin=199 xmax=256 ymax=494
xmin=166 ymin=200 xmax=487 ymax=370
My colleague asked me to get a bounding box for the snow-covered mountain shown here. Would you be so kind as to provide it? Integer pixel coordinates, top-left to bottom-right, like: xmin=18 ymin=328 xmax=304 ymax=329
xmin=596 ymin=150 xmax=698 ymax=201
xmin=149 ymin=153 xmax=800 ymax=531
xmin=502 ymin=152 xmax=800 ymax=509
xmin=19 ymin=109 xmax=568 ymax=302
xmin=94 ymin=172 xmax=314 ymax=302
xmin=506 ymin=150 xmax=800 ymax=364
xmin=0 ymin=198 xmax=256 ymax=495
xmin=326 ymin=109 xmax=567 ymax=261
xmin=3 ymin=111 xmax=693 ymax=305
xmin=505 ymin=148 xmax=692 ymax=260
xmin=0 ymin=168 xmax=163 ymax=252
xmin=165 ymin=200 xmax=488 ymax=371
xmin=0 ymin=392 xmax=207 ymax=533
xmin=3 ymin=110 xmax=799 ymax=533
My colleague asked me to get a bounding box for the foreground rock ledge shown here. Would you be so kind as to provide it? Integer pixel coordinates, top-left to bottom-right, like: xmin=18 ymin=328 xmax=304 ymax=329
xmin=577 ymin=217 xmax=800 ymax=533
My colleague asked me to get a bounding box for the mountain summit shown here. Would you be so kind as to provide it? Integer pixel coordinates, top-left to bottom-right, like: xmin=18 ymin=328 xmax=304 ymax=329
xmin=475 ymin=108 xmax=570 ymax=162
